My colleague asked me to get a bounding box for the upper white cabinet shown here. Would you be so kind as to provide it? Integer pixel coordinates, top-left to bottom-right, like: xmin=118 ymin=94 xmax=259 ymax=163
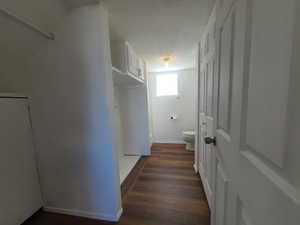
xmin=126 ymin=43 xmax=139 ymax=76
xmin=138 ymin=58 xmax=147 ymax=81
xmin=111 ymin=41 xmax=146 ymax=86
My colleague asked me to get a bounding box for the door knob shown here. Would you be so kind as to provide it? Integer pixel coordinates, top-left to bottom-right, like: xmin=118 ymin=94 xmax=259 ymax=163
xmin=204 ymin=137 xmax=217 ymax=146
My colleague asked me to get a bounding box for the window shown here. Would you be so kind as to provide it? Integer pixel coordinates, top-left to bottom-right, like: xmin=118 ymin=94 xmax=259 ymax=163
xmin=156 ymin=73 xmax=178 ymax=97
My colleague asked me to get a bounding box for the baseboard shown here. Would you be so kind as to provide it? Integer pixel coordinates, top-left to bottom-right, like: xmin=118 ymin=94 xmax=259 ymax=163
xmin=193 ymin=164 xmax=198 ymax=173
xmin=43 ymin=206 xmax=123 ymax=222
xmin=154 ymin=141 xmax=186 ymax=144
xmin=198 ymin=166 xmax=212 ymax=210
xmin=116 ymin=207 xmax=123 ymax=220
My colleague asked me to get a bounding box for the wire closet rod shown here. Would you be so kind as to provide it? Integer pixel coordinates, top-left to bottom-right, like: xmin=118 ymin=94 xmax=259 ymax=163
xmin=0 ymin=7 xmax=55 ymax=40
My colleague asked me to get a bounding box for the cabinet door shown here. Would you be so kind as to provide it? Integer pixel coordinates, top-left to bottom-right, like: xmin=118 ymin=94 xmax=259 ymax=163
xmin=0 ymin=98 xmax=42 ymax=225
xmin=138 ymin=59 xmax=147 ymax=81
xmin=126 ymin=43 xmax=139 ymax=76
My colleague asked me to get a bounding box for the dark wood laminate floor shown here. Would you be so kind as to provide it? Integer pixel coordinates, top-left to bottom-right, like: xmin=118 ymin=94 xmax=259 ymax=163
xmin=23 ymin=144 xmax=210 ymax=225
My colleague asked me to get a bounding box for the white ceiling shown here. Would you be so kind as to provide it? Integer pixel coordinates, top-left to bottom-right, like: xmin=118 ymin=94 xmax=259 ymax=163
xmin=105 ymin=0 xmax=214 ymax=72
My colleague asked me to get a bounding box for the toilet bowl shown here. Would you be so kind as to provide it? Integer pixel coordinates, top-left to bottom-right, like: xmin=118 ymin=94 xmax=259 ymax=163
xmin=182 ymin=131 xmax=195 ymax=151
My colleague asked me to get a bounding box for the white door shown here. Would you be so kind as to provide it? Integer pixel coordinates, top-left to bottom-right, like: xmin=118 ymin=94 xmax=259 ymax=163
xmin=0 ymin=98 xmax=42 ymax=225
xmin=198 ymin=7 xmax=217 ymax=211
xmin=211 ymin=0 xmax=300 ymax=225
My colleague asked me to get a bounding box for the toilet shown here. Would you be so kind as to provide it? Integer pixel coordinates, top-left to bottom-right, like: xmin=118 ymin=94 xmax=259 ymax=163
xmin=182 ymin=131 xmax=195 ymax=151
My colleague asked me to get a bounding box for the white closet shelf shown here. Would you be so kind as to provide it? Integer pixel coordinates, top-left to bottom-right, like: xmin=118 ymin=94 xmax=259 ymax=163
xmin=0 ymin=93 xmax=27 ymax=98
xmin=112 ymin=67 xmax=144 ymax=87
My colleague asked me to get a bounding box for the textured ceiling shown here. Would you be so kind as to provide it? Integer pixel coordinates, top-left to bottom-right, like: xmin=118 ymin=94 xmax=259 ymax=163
xmin=106 ymin=0 xmax=214 ymax=72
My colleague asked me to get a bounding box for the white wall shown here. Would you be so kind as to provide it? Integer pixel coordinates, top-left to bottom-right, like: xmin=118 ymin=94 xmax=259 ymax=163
xmin=119 ymin=86 xmax=151 ymax=155
xmin=0 ymin=0 xmax=65 ymax=92
xmin=113 ymin=85 xmax=151 ymax=156
xmin=113 ymin=85 xmax=125 ymax=159
xmin=0 ymin=1 xmax=121 ymax=222
xmin=146 ymin=72 xmax=154 ymax=143
xmin=149 ymin=68 xmax=197 ymax=143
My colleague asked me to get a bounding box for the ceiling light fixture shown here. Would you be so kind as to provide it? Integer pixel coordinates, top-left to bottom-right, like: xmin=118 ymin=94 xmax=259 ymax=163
xmin=163 ymin=56 xmax=172 ymax=68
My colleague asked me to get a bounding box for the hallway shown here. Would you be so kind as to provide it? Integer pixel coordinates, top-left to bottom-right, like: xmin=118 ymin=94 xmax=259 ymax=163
xmin=23 ymin=144 xmax=210 ymax=225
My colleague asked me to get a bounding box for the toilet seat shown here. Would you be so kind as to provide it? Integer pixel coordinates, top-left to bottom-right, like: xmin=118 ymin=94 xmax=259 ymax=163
xmin=182 ymin=131 xmax=195 ymax=151
xmin=183 ymin=131 xmax=195 ymax=138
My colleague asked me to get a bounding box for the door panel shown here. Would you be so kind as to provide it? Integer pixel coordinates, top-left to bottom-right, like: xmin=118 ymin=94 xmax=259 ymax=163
xmin=244 ymin=0 xmax=294 ymax=168
xmin=199 ymin=64 xmax=207 ymax=178
xmin=204 ymin=116 xmax=215 ymax=208
xmin=215 ymin=160 xmax=228 ymax=225
xmin=217 ymin=11 xmax=233 ymax=135
xmin=199 ymin=113 xmax=206 ymax=169
xmin=206 ymin=61 xmax=214 ymax=117
xmin=195 ymin=43 xmax=201 ymax=172
xmin=206 ymin=117 xmax=214 ymax=187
